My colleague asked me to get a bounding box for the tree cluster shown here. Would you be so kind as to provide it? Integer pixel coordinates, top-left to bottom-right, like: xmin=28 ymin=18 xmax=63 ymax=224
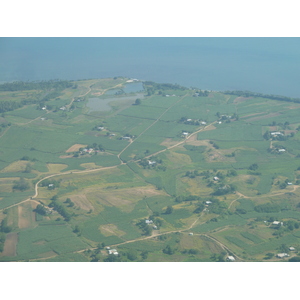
xmin=0 ymin=232 xmax=6 ymax=252
xmin=34 ymin=204 xmax=48 ymax=216
xmin=211 ymin=184 xmax=235 ymax=196
xmin=12 ymin=177 xmax=30 ymax=192
xmin=254 ymin=203 xmax=282 ymax=213
xmin=0 ymin=80 xmax=73 ymax=92
xmin=223 ymin=90 xmax=300 ymax=104
xmin=39 ymin=179 xmax=60 ymax=190
xmin=49 ymin=198 xmax=73 ymax=221
xmin=209 ymin=140 xmax=219 ymax=149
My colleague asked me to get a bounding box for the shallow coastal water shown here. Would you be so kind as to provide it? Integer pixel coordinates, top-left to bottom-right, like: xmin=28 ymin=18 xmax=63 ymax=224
xmin=1 ymin=37 xmax=300 ymax=97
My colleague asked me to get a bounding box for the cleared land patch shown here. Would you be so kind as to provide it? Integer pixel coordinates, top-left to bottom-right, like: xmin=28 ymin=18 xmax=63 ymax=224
xmin=245 ymin=112 xmax=281 ymax=122
xmin=66 ymin=144 xmax=87 ymax=153
xmin=1 ymin=232 xmax=18 ymax=257
xmin=69 ymin=194 xmax=94 ymax=211
xmin=160 ymin=138 xmax=181 ymax=148
xmin=0 ymin=160 xmax=29 ymax=173
xmin=87 ymin=186 xmax=165 ymax=210
xmin=47 ymin=163 xmax=68 ymax=173
xmin=18 ymin=201 xmax=37 ymax=229
xmin=99 ymin=224 xmax=126 ymax=237
xmin=80 ymin=163 xmax=99 ymax=169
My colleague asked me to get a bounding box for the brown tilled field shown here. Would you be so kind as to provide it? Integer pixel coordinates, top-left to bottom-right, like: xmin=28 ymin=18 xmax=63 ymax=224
xmin=66 ymin=144 xmax=87 ymax=153
xmin=69 ymin=194 xmax=94 ymax=211
xmin=1 ymin=232 xmax=18 ymax=257
xmin=99 ymin=224 xmax=126 ymax=237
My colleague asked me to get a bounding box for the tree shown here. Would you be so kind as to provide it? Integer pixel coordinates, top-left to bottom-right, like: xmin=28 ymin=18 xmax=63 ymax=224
xmin=73 ymin=225 xmax=81 ymax=234
xmin=288 ymin=256 xmax=300 ymax=262
xmin=278 ymin=244 xmax=289 ymax=253
xmin=163 ymin=245 xmax=175 ymax=255
xmin=34 ymin=204 xmax=47 ymax=216
xmin=141 ymin=251 xmax=148 ymax=260
xmin=126 ymin=249 xmax=138 ymax=261
xmin=23 ymin=163 xmax=32 ymax=173
xmin=249 ymin=163 xmax=258 ymax=171
xmin=264 ymin=252 xmax=274 ymax=260
xmin=165 ymin=205 xmax=174 ymax=214
xmin=134 ymin=98 xmax=141 ymax=105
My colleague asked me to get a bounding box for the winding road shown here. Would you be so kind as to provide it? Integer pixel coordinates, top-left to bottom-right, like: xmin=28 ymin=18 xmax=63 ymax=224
xmin=3 ymin=87 xmax=298 ymax=262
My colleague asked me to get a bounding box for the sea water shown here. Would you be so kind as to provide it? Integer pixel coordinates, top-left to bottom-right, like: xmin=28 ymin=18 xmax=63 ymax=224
xmin=0 ymin=37 xmax=300 ymax=98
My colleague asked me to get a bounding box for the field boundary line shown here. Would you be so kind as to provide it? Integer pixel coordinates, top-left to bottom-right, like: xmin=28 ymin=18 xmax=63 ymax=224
xmin=0 ymin=126 xmax=11 ymax=139
xmin=117 ymin=94 xmax=189 ymax=160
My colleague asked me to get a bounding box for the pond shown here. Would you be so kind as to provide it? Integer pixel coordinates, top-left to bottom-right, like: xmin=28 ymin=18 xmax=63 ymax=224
xmin=87 ymin=93 xmax=144 ymax=112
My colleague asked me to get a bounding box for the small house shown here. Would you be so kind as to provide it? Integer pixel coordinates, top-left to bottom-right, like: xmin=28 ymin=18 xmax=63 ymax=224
xmin=205 ymin=201 xmax=212 ymax=205
xmin=145 ymin=219 xmax=153 ymax=224
xmin=189 ymin=232 xmax=193 ymax=236
xmin=213 ymin=177 xmax=219 ymax=181
xmin=272 ymin=221 xmax=280 ymax=225
xmin=186 ymin=119 xmax=192 ymax=122
xmin=153 ymin=225 xmax=157 ymax=230
xmin=289 ymin=247 xmax=295 ymax=251
xmin=182 ymin=132 xmax=189 ymax=136
xmin=278 ymin=149 xmax=286 ymax=152
xmin=227 ymin=256 xmax=235 ymax=261
xmin=201 ymin=121 xmax=207 ymax=125
xmin=108 ymin=249 xmax=119 ymax=255
xmin=148 ymin=161 xmax=156 ymax=165
xmin=277 ymin=253 xmax=289 ymax=258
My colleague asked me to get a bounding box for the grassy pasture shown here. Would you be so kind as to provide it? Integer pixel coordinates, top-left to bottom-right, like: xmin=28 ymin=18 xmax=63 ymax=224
xmin=42 ymin=252 xmax=90 ymax=262
xmin=16 ymin=223 xmax=89 ymax=260
xmin=104 ymin=115 xmax=154 ymax=136
xmin=3 ymin=78 xmax=300 ymax=261
xmin=143 ymin=95 xmax=180 ymax=108
xmin=192 ymin=214 xmax=248 ymax=233
xmin=6 ymin=105 xmax=48 ymax=120
xmin=118 ymin=105 xmax=167 ymax=120
xmin=198 ymin=122 xmax=263 ymax=141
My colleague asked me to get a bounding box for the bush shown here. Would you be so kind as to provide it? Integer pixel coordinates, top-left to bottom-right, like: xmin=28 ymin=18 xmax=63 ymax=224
xmin=12 ymin=177 xmax=30 ymax=191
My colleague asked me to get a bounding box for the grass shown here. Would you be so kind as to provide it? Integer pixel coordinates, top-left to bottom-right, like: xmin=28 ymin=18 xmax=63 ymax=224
xmin=3 ymin=79 xmax=300 ymax=261
xmin=16 ymin=223 xmax=89 ymax=260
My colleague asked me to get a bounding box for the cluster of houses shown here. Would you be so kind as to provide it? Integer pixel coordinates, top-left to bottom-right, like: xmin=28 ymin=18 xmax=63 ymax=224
xmin=270 ymin=131 xmax=283 ymax=136
xmin=106 ymin=247 xmax=119 ymax=255
xmin=277 ymin=247 xmax=296 ymax=258
xmin=181 ymin=118 xmax=207 ymax=126
xmin=145 ymin=219 xmax=158 ymax=230
xmin=82 ymin=148 xmax=94 ymax=154
xmin=126 ymin=79 xmax=139 ymax=83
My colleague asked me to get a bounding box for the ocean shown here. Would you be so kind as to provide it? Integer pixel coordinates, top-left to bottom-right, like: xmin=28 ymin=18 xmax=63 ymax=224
xmin=0 ymin=37 xmax=299 ymax=97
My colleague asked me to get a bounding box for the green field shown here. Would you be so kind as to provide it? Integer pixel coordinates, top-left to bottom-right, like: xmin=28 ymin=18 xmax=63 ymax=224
xmin=1 ymin=78 xmax=300 ymax=262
